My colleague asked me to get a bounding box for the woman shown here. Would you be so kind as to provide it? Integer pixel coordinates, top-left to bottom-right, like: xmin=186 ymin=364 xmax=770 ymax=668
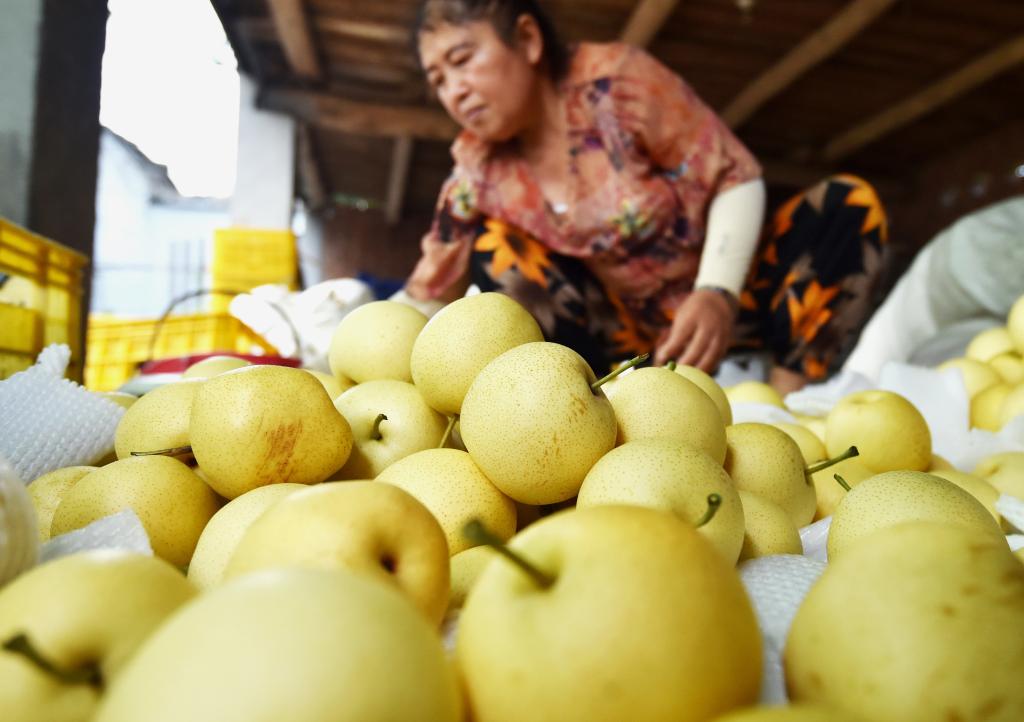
xmin=403 ymin=0 xmax=888 ymax=392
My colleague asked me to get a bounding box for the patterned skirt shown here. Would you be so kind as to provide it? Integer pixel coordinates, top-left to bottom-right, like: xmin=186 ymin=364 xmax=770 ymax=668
xmin=468 ymin=174 xmax=889 ymax=380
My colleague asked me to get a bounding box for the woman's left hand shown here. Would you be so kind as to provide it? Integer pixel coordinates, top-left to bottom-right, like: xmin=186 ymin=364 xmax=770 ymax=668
xmin=653 ymin=288 xmax=737 ymax=372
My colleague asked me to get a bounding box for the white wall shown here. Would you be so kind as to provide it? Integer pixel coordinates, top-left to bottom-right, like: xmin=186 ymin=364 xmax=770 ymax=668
xmin=0 ymin=0 xmax=42 ymax=223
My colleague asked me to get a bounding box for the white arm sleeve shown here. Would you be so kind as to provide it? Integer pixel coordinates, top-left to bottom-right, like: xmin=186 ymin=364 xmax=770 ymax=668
xmin=694 ymin=178 xmax=766 ymax=296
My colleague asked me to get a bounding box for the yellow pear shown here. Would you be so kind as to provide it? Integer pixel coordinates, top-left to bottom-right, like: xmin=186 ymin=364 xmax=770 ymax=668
xmin=187 ymin=483 xmax=306 ymax=590
xmin=181 ymin=355 xmax=250 ymax=379
xmin=459 ymin=342 xmax=617 ymax=505
xmin=794 ymin=413 xmax=827 ymax=443
xmin=27 ymin=466 xmax=96 ymax=542
xmin=50 ymin=456 xmax=220 ymax=568
xmin=224 ymin=481 xmax=449 ymax=624
xmin=577 ymin=439 xmax=746 ymax=564
xmin=98 ymin=392 xmax=137 ymax=410
xmin=928 ymin=453 xmax=955 ymax=471
xmin=449 ymin=544 xmax=497 ymax=610
xmin=825 ymin=390 xmax=931 ymax=472
xmin=726 ymin=380 xmax=785 ymax=407
xmin=737 ymin=491 xmax=801 ymax=560
xmin=827 ymin=470 xmax=1006 ymax=560
xmin=712 ymin=704 xmax=861 ymax=721
xmin=938 ymin=357 xmax=1002 ymax=398
xmin=303 ymin=368 xmax=353 ymax=399
xmin=328 ymin=300 xmax=427 ymax=383
xmin=410 ymin=291 xmax=544 ymax=415
xmin=725 ymin=423 xmax=817 ymax=527
xmin=999 ymin=384 xmax=1024 ymax=427
xmin=604 ymin=366 xmax=727 ymax=463
xmin=670 ymin=363 xmax=732 ymax=425
xmin=771 ymin=422 xmax=827 ymax=464
xmin=457 ymin=506 xmax=761 ymax=722
xmin=974 ymin=451 xmax=1024 ymax=498
xmin=1007 ymin=293 xmax=1024 ymax=353
xmin=929 ymin=468 xmax=1004 ymax=528
xmin=332 ymin=379 xmax=448 ymax=479
xmin=970 ymin=382 xmax=1012 ymax=430
xmin=989 ymin=352 xmax=1024 ymax=385
xmin=0 ymin=551 xmax=195 ymax=722
xmin=189 ymin=365 xmax=353 ymax=499
xmin=809 ymin=457 xmax=873 ymax=520
xmin=113 ymin=380 xmax=203 ymax=459
xmin=377 ymin=448 xmax=516 ymax=556
xmin=93 ymin=568 xmax=463 ymax=722
xmin=965 ymin=326 xmax=1015 ymax=362
xmin=787 ymin=522 xmax=1024 ymax=722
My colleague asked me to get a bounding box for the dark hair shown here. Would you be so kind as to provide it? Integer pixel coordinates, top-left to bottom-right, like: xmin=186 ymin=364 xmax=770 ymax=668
xmin=414 ymin=0 xmax=570 ymax=82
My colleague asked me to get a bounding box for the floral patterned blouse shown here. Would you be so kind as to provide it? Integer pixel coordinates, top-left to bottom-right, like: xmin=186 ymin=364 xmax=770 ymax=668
xmin=406 ymin=41 xmax=762 ymax=320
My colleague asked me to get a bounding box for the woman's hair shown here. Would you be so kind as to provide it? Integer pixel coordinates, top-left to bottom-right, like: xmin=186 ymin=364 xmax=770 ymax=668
xmin=414 ymin=0 xmax=570 ymax=81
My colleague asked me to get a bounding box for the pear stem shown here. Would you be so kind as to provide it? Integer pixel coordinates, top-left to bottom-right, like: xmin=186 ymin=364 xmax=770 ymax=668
xmin=439 ymin=415 xmax=457 ymax=449
xmin=805 ymin=446 xmax=859 ymax=478
xmin=591 ymin=354 xmax=649 ymax=392
xmin=371 ymin=413 xmax=387 ymax=441
xmin=2 ymin=633 xmax=102 ymax=688
xmin=130 ymin=445 xmax=193 ymax=458
xmin=834 ymin=473 xmax=852 ymax=492
xmin=695 ymin=493 xmax=722 ymax=528
xmin=666 ymin=360 xmax=678 ymax=371
xmin=462 ymin=519 xmax=554 ymax=589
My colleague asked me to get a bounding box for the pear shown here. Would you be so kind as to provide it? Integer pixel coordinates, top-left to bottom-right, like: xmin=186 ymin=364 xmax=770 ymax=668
xmin=189 ymin=365 xmax=353 ymax=499
xmin=970 ymin=383 xmax=1011 ymax=430
xmin=793 ymin=413 xmax=827 ymax=443
xmin=669 ymin=362 xmax=732 ymax=425
xmin=460 ymin=342 xmax=617 ymax=505
xmin=98 ymin=392 xmax=137 ymax=410
xmin=457 ymin=506 xmax=762 ymax=721
xmin=328 ymin=300 xmax=427 ymax=383
xmin=92 ymin=568 xmax=463 ymax=722
xmin=410 ymin=291 xmax=543 ymax=415
xmin=929 ymin=468 xmax=1004 ymax=528
xmin=0 ymin=551 xmax=195 ymax=722
xmin=771 ymin=422 xmax=827 ymax=464
xmin=1007 ymin=294 xmax=1024 ymax=353
xmin=449 ymin=544 xmax=497 ymax=610
xmin=577 ymin=439 xmax=746 ymax=564
xmin=973 ymin=451 xmax=1024 ymax=499
xmin=303 ymin=368 xmax=354 ymax=399
xmin=999 ymin=384 xmax=1024 ymax=427
xmin=726 ymin=381 xmax=785 ymax=407
xmin=928 ymin=453 xmax=955 ymax=471
xmin=737 ymin=491 xmax=801 ymax=560
xmin=809 ymin=457 xmax=873 ymax=520
xmin=724 ymin=423 xmax=817 ymax=527
xmin=786 ymin=522 xmax=1024 ymax=722
xmin=990 ymin=352 xmax=1024 ymax=385
xmin=187 ymin=483 xmax=306 ymax=590
xmin=332 ymin=380 xmax=448 ymax=479
xmin=604 ymin=366 xmax=727 ymax=463
xmin=965 ymin=326 xmax=1015 ymax=362
xmin=181 ymin=355 xmax=250 ymax=379
xmin=113 ymin=380 xmax=203 ymax=459
xmin=224 ymin=481 xmax=450 ymax=624
xmin=50 ymin=456 xmax=220 ymax=568
xmin=26 ymin=466 xmax=96 ymax=542
xmin=827 ymin=470 xmax=1006 ymax=560
xmin=713 ymin=704 xmax=861 ymax=721
xmin=377 ymin=448 xmax=516 ymax=556
xmin=938 ymin=357 xmax=1002 ymax=398
xmin=825 ymin=389 xmax=931 ymax=472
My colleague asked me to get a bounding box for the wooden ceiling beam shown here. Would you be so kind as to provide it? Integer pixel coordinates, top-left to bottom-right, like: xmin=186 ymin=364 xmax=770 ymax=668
xmin=267 ymin=0 xmax=322 ymax=78
xmin=823 ymin=33 xmax=1024 ymax=161
xmin=723 ymin=0 xmax=898 ymax=128
xmin=318 ymin=17 xmax=410 ymax=44
xmin=620 ymin=0 xmax=681 ymax=48
xmin=260 ymin=88 xmax=459 ymax=141
xmin=385 ymin=135 xmax=415 ymax=225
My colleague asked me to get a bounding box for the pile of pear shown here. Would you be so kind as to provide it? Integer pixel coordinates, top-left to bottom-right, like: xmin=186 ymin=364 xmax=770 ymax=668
xmin=1 ymin=292 xmax=1022 ymax=722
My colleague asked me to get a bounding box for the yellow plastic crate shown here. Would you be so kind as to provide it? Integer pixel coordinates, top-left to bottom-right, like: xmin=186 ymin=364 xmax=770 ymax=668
xmin=210 ymin=227 xmax=298 ymax=311
xmin=0 ymin=218 xmax=87 ymax=380
xmin=84 ymin=312 xmax=279 ymax=391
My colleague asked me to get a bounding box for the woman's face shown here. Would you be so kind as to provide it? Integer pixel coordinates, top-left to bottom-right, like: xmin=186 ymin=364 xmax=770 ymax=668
xmin=419 ymin=18 xmax=544 ymax=142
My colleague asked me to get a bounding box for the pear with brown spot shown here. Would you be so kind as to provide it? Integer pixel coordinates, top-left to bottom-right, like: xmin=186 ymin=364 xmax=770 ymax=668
xmin=189 ymin=365 xmax=353 ymax=499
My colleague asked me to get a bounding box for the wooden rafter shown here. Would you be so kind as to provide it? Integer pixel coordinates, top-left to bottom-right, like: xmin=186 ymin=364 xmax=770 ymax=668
xmin=260 ymin=88 xmax=459 ymax=141
xmin=824 ymin=34 xmax=1024 ymax=161
xmin=385 ymin=136 xmax=415 ymax=225
xmin=620 ymin=0 xmax=680 ymax=48
xmin=318 ymin=17 xmax=409 ymax=44
xmin=722 ymin=0 xmax=897 ymax=128
xmin=267 ymin=0 xmax=321 ymax=78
